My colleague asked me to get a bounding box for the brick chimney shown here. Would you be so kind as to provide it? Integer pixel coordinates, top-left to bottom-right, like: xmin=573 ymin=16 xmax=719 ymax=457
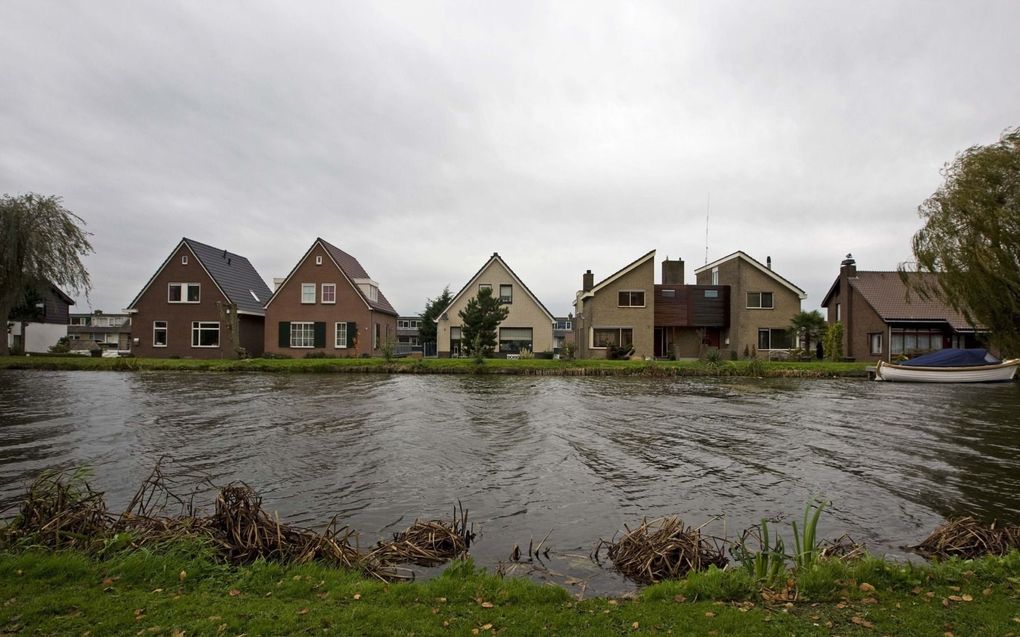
xmin=582 ymin=270 xmax=594 ymax=292
xmin=840 ymin=253 xmax=857 ymax=277
xmin=661 ymin=258 xmax=684 ymax=285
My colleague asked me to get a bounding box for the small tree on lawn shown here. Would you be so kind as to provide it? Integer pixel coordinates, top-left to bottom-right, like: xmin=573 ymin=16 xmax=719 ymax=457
xmin=459 ymin=287 xmax=509 ymax=358
xmin=788 ymin=310 xmax=827 ymax=355
xmin=823 ymin=322 xmax=844 ymax=361
xmin=418 ymin=286 xmax=452 ymax=352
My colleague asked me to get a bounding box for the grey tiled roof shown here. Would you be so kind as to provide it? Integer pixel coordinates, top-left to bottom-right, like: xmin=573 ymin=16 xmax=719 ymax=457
xmin=318 ymin=238 xmax=398 ymax=315
xmin=849 ymin=271 xmax=981 ymax=331
xmin=184 ymin=238 xmax=272 ymax=315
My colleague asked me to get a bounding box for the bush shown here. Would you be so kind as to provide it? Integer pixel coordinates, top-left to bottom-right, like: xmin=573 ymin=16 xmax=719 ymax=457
xmin=261 ymin=352 xmax=292 ymax=359
xmin=535 ymin=351 xmax=554 ymax=360
xmin=304 ymin=351 xmax=333 ymax=359
xmin=49 ymin=337 xmax=71 ymax=354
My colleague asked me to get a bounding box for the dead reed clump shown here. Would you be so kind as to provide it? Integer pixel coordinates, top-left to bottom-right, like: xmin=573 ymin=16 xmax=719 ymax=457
xmin=819 ymin=534 xmax=866 ymax=561
xmin=371 ymin=505 xmax=474 ymax=566
xmin=2 ymin=469 xmax=111 ymax=550
xmin=912 ymin=517 xmax=1020 ymax=560
xmin=593 ymin=516 xmax=728 ymax=584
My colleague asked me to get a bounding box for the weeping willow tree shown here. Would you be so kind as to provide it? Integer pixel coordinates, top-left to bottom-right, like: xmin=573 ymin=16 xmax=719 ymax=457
xmin=903 ymin=127 xmax=1020 ymax=356
xmin=1 ymin=194 xmax=93 ymax=355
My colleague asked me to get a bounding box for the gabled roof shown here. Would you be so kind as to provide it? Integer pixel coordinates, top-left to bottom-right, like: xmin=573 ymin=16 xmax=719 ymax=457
xmin=264 ymin=238 xmax=398 ymax=316
xmin=580 ymin=250 xmax=656 ymax=300
xmin=126 ymin=238 xmax=271 ymax=315
xmin=825 ymin=271 xmax=981 ymax=331
xmin=693 ymin=251 xmax=807 ymax=299
xmin=439 ymin=253 xmax=555 ymax=322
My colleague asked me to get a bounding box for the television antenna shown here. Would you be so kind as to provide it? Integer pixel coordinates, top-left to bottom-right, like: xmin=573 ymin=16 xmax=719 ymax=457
xmin=703 ymin=192 xmax=711 ymax=265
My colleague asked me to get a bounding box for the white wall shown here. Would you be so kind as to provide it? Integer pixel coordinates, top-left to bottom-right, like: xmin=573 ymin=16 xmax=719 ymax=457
xmin=8 ymin=322 xmax=68 ymax=353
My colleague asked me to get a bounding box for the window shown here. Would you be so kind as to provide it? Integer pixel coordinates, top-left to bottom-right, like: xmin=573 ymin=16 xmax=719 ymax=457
xmin=335 ymin=322 xmax=348 ymax=348
xmin=592 ymin=328 xmax=634 ymax=349
xmin=290 ymin=322 xmax=315 ymax=347
xmin=711 ymin=267 xmax=719 ymax=285
xmin=374 ymin=323 xmax=380 ymax=350
xmin=321 ymin=283 xmax=336 ymax=304
xmin=191 ymin=321 xmax=219 ymax=348
xmin=704 ymin=289 xmax=719 ymax=298
xmin=618 ymin=290 xmax=646 ymax=307
xmin=153 ymin=321 xmax=167 ymax=347
xmin=499 ymin=327 xmax=533 ymax=353
xmin=836 ymin=303 xmax=841 ymax=321
xmin=315 ymin=255 xmax=322 ymax=265
xmin=661 ymin=289 xmax=675 ymax=298
xmin=301 ymin=283 xmax=316 ymax=304
xmin=746 ymin=292 xmax=774 ymax=309
xmin=757 ymin=328 xmax=791 ymax=350
xmin=555 ymin=319 xmax=572 ymax=330
xmin=499 ymin=284 xmax=513 ymax=304
xmin=398 ymin=320 xmax=409 ymax=329
xmin=450 ymin=326 xmax=462 ymax=356
xmin=890 ymin=328 xmax=944 ymax=355
xmin=479 ymin=284 xmax=491 ymax=293
xmin=181 ymin=255 xmax=188 ymax=265
xmin=169 ymin=283 xmax=200 ymax=303
xmin=870 ymin=333 xmax=883 ymax=355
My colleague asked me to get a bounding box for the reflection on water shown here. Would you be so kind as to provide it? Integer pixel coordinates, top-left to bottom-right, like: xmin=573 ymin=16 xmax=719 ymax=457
xmin=1 ymin=370 xmax=1018 ymax=593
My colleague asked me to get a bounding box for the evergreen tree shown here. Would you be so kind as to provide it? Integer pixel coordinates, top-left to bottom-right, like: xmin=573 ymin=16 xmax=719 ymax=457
xmin=459 ymin=287 xmax=508 ymax=357
xmin=418 ymin=286 xmax=452 ymax=348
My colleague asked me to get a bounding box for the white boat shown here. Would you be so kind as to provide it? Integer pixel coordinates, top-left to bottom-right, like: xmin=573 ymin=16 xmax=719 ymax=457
xmin=875 ymin=348 xmax=1020 ymax=383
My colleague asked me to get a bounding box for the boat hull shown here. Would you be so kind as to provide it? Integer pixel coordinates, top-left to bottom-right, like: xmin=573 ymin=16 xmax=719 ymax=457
xmin=875 ymin=359 xmax=1020 ymax=383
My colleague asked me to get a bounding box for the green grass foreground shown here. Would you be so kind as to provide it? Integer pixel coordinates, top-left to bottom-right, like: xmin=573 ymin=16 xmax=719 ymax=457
xmin=1 ymin=546 xmax=1018 ymax=636
xmin=0 ymin=355 xmax=869 ymax=378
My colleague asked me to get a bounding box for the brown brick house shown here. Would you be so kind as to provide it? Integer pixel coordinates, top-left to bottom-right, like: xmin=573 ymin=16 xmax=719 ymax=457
xmin=126 ymin=238 xmax=272 ymax=358
xmin=821 ymin=254 xmax=987 ymax=362
xmin=694 ymin=251 xmax=806 ymax=359
xmin=263 ymin=238 xmax=397 ymax=357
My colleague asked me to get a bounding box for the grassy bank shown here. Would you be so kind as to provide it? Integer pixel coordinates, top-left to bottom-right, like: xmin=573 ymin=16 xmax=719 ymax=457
xmin=0 ymin=355 xmax=869 ymax=377
xmin=1 ymin=546 xmax=1017 ymax=636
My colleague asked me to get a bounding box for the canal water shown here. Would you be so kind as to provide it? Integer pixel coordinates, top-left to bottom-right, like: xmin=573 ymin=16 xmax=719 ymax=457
xmin=1 ymin=370 xmax=1018 ymax=593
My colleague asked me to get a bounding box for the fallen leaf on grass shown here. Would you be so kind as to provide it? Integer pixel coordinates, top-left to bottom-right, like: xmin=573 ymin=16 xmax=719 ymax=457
xmin=480 ymin=601 xmax=493 ymax=609
xmin=631 ymin=622 xmax=639 ymax=630
xmin=961 ymin=594 xmax=973 ymax=602
xmin=859 ymin=583 xmax=875 ymax=593
xmin=851 ymin=616 xmax=875 ymax=629
xmin=673 ymin=594 xmax=687 ymax=603
xmin=704 ymin=611 xmax=716 ymax=618
xmin=353 ymin=593 xmax=362 ymax=600
xmin=983 ymin=588 xmax=993 ymax=596
xmin=297 ymin=608 xmax=309 ymax=615
xmin=178 ymin=570 xmax=187 ymax=582
xmin=482 ymin=624 xmax=493 ymax=631
xmin=170 ymin=630 xmax=185 ymax=637
xmin=228 ymin=589 xmax=241 ymax=597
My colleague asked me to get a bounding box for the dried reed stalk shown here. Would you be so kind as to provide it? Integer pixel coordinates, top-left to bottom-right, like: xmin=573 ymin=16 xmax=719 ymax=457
xmin=912 ymin=517 xmax=1020 ymax=559
xmin=594 ymin=516 xmax=728 ymax=584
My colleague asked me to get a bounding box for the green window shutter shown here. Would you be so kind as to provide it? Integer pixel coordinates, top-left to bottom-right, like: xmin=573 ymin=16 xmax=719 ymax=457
xmin=278 ymin=322 xmax=290 ymax=348
xmin=347 ymin=322 xmax=357 ymax=348
xmin=314 ymin=322 xmax=326 ymax=348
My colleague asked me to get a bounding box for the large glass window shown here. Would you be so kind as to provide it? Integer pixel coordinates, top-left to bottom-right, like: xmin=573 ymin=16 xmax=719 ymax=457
xmin=321 ymin=283 xmax=336 ymax=304
xmin=890 ymin=328 xmax=944 ymax=355
xmin=499 ymin=284 xmax=513 ymax=304
xmin=450 ymin=326 xmax=462 ymax=355
xmin=499 ymin=327 xmax=533 ymax=353
xmin=618 ymin=291 xmax=646 ymax=307
xmin=153 ymin=321 xmax=167 ymax=347
xmin=593 ymin=328 xmax=634 ymax=348
xmin=757 ymin=328 xmax=791 ymax=350
xmin=746 ymin=292 xmax=774 ymax=309
xmin=301 ymin=284 xmax=316 ymax=304
xmin=169 ymin=283 xmax=200 ymax=303
xmin=869 ymin=333 xmax=883 ymax=355
xmin=191 ymin=321 xmax=219 ymax=347
xmin=290 ymin=322 xmax=315 ymax=347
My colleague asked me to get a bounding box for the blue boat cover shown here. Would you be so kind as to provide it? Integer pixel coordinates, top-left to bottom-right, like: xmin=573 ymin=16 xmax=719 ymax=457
xmin=899 ymin=348 xmax=1000 ymax=367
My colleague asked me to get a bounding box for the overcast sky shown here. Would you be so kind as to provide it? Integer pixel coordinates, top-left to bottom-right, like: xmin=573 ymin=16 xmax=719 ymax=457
xmin=3 ymin=1 xmax=1019 ymax=316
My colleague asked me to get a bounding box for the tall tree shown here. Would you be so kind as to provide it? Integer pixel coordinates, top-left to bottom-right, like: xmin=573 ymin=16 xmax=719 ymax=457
xmin=418 ymin=286 xmax=452 ymax=348
xmin=1 ymin=194 xmax=93 ymax=355
xmin=904 ymin=127 xmax=1020 ymax=355
xmin=788 ymin=310 xmax=827 ymax=355
xmin=459 ymin=287 xmax=509 ymax=357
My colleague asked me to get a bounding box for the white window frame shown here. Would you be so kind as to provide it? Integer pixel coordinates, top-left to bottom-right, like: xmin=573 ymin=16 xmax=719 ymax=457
xmin=746 ymin=292 xmax=774 ymax=309
xmin=290 ymin=321 xmax=315 ymax=348
xmin=711 ymin=267 xmax=719 ymax=285
xmin=301 ymin=283 xmax=316 ymax=304
xmin=169 ymin=283 xmax=201 ymax=304
xmin=315 ymin=255 xmax=323 ymax=265
xmin=335 ymin=322 xmax=349 ymax=348
xmin=870 ymin=333 xmax=883 ymax=355
xmin=373 ymin=323 xmax=380 ymax=350
xmin=191 ymin=321 xmax=220 ymax=348
xmin=321 ymin=283 xmax=336 ymax=304
xmin=181 ymin=255 xmax=188 ymax=265
xmin=153 ymin=320 xmax=168 ymax=347
xmin=617 ymin=290 xmax=646 ymax=308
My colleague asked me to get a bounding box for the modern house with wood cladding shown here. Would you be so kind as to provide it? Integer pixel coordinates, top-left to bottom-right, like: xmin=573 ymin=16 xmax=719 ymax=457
xmin=126 ymin=238 xmax=272 ymax=358
xmin=694 ymin=251 xmax=806 ymax=359
xmin=436 ymin=253 xmax=555 ymax=357
xmin=573 ymin=251 xmax=728 ymax=359
xmin=821 ymin=254 xmax=987 ymax=362
xmin=263 ymin=238 xmax=398 ymax=357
